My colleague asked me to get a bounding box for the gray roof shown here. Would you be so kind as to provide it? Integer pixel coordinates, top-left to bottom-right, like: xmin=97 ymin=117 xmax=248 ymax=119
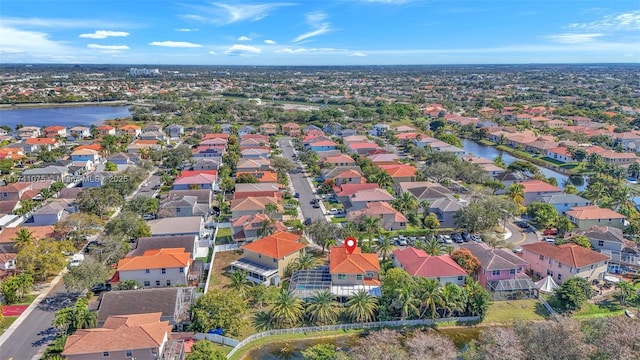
xmin=148 ymin=216 xmax=202 ymax=236
xmin=581 ymin=226 xmax=624 ymax=244
xmin=462 ymin=243 xmax=528 ymax=271
xmin=322 ymin=166 xmax=362 ymax=180
xmin=58 ymin=187 xmax=84 ymax=199
xmin=128 ymin=235 xmax=197 ymax=257
xmin=538 ymin=194 xmax=590 ymax=205
xmin=22 ymin=166 xmax=67 ymax=175
xmin=429 ymin=198 xmax=464 ymax=212
xmin=33 ymin=202 xmax=65 ymax=215
xmin=166 ymin=190 xmax=211 ymax=204
xmin=97 ymin=287 xmax=195 ymax=325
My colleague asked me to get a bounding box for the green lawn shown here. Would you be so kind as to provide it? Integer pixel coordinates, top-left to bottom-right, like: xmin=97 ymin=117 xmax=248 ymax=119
xmin=540 ymin=157 xmax=565 ymax=165
xmin=572 ymin=300 xmax=626 ymax=319
xmin=0 ymin=316 xmax=18 ymax=334
xmin=478 ymin=139 xmax=497 ymax=146
xmin=217 ymin=227 xmax=232 ymax=238
xmin=483 ymin=300 xmax=550 ymax=323
xmin=16 ymin=294 xmax=37 ymax=305
xmin=331 ymin=217 xmax=348 ymax=223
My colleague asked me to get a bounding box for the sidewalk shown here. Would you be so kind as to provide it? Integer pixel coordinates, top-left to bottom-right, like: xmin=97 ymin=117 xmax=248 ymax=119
xmin=0 ymin=268 xmax=68 ymax=347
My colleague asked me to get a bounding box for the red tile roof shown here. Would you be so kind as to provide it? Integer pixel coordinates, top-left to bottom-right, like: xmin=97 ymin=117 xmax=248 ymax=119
xmin=117 ymin=248 xmax=191 ymax=271
xmin=44 ymin=126 xmax=65 ymax=132
xmin=518 ymin=180 xmax=562 ymax=193
xmin=24 ymin=138 xmax=57 ymax=145
xmin=334 ymin=183 xmax=379 ymax=197
xmin=393 ymin=247 xmax=467 ymax=278
xmin=178 ymin=170 xmax=218 ymax=178
xmin=522 ymin=242 xmax=610 ymax=268
xmin=378 ymin=164 xmax=417 ymax=178
xmin=242 ymin=231 xmax=304 ymax=258
xmin=565 ymin=205 xmax=625 ymax=220
xmin=0 ymin=225 xmax=56 ymax=244
xmin=329 ymin=245 xmax=380 ymax=274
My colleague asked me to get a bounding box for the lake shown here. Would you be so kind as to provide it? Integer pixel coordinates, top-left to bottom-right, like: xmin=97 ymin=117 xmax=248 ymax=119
xmin=461 ymin=139 xmax=588 ymax=191
xmin=0 ymin=105 xmax=132 ymax=129
xmin=244 ymin=327 xmax=483 ymax=359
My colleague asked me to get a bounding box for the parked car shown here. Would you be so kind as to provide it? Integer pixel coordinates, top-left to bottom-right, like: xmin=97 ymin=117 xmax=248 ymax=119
xmin=543 ymin=228 xmax=558 ymax=236
xmin=143 ymin=214 xmax=156 ymax=220
xmin=303 ymin=217 xmax=312 ymax=226
xmin=313 ymin=203 xmax=321 ymax=208
xmin=513 ymin=248 xmax=523 ymax=254
xmin=310 ymin=198 xmax=319 ymax=205
xmin=207 ymin=328 xmax=225 ymax=335
xmin=543 ymin=237 xmax=556 ymax=244
xmin=462 ymin=231 xmax=471 ymax=242
xmin=90 ymin=283 xmax=112 ymax=293
xmin=395 ymin=238 xmax=408 ymax=246
xmin=471 ymin=234 xmax=482 ymax=242
xmin=515 ymin=221 xmax=530 ymax=229
xmin=294 ymin=192 xmax=300 ymax=198
xmin=327 ymin=208 xmax=339 ymax=215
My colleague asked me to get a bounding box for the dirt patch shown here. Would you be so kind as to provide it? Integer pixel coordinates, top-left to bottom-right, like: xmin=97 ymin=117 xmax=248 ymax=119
xmin=209 ymin=250 xmax=243 ymax=290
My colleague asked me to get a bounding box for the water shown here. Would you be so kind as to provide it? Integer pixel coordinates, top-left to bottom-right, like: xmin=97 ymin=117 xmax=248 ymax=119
xmin=244 ymin=327 xmax=483 ymax=359
xmin=0 ymin=105 xmax=132 ymax=129
xmin=461 ymin=139 xmax=588 ymax=191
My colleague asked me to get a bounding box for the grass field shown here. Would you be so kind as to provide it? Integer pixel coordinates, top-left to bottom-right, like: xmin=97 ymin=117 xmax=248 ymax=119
xmin=572 ymin=300 xmax=626 ymax=319
xmin=483 ymin=300 xmax=550 ymax=323
xmin=0 ymin=316 xmax=18 ymax=334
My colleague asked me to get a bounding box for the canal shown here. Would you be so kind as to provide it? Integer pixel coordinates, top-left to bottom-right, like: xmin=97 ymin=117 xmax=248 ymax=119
xmin=461 ymin=139 xmax=588 ymax=191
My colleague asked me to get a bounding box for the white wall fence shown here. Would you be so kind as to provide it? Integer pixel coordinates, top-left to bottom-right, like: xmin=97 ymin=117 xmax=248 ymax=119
xmin=214 ymin=243 xmax=240 ymax=252
xmin=225 ymin=316 xmax=480 ymax=359
xmin=194 ymin=333 xmax=239 ymax=347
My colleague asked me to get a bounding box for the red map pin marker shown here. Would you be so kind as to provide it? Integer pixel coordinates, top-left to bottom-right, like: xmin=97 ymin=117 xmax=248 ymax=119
xmin=345 ymin=237 xmax=357 ymax=254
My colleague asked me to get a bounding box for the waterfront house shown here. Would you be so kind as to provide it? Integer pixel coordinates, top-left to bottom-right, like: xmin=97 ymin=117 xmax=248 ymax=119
xmin=97 ymin=125 xmax=116 ymax=136
xmin=518 ymin=180 xmax=564 ymax=205
xmin=521 ymin=242 xmax=609 ymax=284
xmin=538 ymin=193 xmax=591 ymax=214
xmin=599 ymin=151 xmax=638 ymax=166
xmin=16 ymin=126 xmax=40 ymax=139
xmin=24 ymin=137 xmax=58 ymax=152
xmin=392 ymin=247 xmax=467 ymax=286
xmin=580 ymin=226 xmax=640 ymax=275
xmin=329 ymin=245 xmax=380 ymax=298
xmin=43 ymin=126 xmax=66 ymax=138
xmin=120 ymin=124 xmax=142 ymax=137
xmin=564 ymin=205 xmax=626 ymax=230
xmin=68 ymin=126 xmax=91 ymax=139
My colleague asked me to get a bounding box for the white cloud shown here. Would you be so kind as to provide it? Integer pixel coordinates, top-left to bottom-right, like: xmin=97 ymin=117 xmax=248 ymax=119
xmin=175 ymin=28 xmax=198 ymax=32
xmin=569 ymin=11 xmax=640 ymax=31
xmin=79 ymin=30 xmax=129 ymax=39
xmin=224 ymin=44 xmax=262 ymax=55
xmin=276 ymin=47 xmax=343 ymax=54
xmin=237 ymin=36 xmax=252 ymax=41
xmin=264 ymin=39 xmax=276 ymax=44
xmin=0 ymin=25 xmax=97 ymax=62
xmin=182 ymin=2 xmax=294 ymax=25
xmin=2 ymin=17 xmax=136 ymax=29
xmin=87 ymin=44 xmax=130 ymax=50
xmin=350 ymin=51 xmax=366 ymax=57
xmin=548 ymin=33 xmax=604 ymax=44
xmin=294 ymin=11 xmax=332 ymax=43
xmin=149 ymin=41 xmax=202 ymax=48
xmin=209 ymin=51 xmax=218 ymax=55
xmin=0 ymin=47 xmax=25 ymax=53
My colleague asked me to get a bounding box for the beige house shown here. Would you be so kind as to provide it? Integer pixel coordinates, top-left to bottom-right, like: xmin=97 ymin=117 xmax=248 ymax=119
xmin=565 ymin=205 xmax=626 ymax=230
xmin=282 ymin=122 xmax=301 ymax=136
xmin=521 ymin=242 xmax=609 ymax=284
xmin=231 ymin=231 xmax=304 ymax=285
xmin=62 ymin=312 xmax=172 ymax=360
xmin=329 ymin=245 xmax=380 ymax=298
xmin=347 ymin=201 xmax=407 ymax=231
xmin=230 ymin=196 xmax=282 ymax=219
xmin=114 ymin=248 xmax=192 ymax=288
xmin=259 ymin=123 xmax=277 ymax=136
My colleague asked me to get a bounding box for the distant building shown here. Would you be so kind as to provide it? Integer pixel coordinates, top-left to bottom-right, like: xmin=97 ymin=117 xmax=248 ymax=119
xmin=129 ymin=68 xmax=160 ymax=76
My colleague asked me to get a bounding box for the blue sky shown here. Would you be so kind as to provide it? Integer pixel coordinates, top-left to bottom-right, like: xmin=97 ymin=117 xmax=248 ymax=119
xmin=1 ymin=0 xmax=639 ymax=65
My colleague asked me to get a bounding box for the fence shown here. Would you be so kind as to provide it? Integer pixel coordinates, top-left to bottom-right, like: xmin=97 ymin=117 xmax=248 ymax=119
xmin=225 ymin=316 xmax=480 ymax=359
xmin=194 ymin=333 xmax=239 ymax=347
xmin=214 ymin=243 xmax=240 ymax=252
xmin=538 ymin=297 xmax=559 ymax=319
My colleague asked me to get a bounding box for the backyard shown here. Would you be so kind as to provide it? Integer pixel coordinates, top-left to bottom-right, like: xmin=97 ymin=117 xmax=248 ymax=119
xmin=483 ymin=299 xmax=550 ymax=323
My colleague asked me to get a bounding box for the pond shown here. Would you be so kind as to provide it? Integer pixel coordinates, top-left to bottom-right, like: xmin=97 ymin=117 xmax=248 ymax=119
xmin=461 ymin=139 xmax=588 ymax=191
xmin=0 ymin=105 xmax=132 ymax=129
xmin=243 ymin=327 xmax=484 ymax=359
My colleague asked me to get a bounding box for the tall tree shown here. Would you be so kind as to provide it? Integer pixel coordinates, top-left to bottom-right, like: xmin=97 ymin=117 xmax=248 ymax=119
xmin=190 ymin=290 xmax=247 ymax=336
xmin=305 ymin=290 xmax=342 ymax=325
xmin=507 ymin=183 xmax=525 ymax=208
xmin=270 ymin=289 xmax=305 ymax=328
xmin=345 ymin=289 xmax=378 ymax=323
xmin=224 ymin=270 xmax=253 ymax=300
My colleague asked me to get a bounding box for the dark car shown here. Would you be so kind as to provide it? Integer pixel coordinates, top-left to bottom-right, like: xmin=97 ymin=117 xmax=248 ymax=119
xmin=303 ymin=217 xmax=312 ymax=226
xmin=312 ymin=203 xmax=321 ymax=208
xmin=462 ymin=231 xmax=471 ymax=242
xmin=90 ymin=283 xmax=111 ymax=293
xmin=452 ymin=233 xmax=464 ymax=243
xmin=310 ymin=198 xmax=319 ymax=205
xmin=294 ymin=192 xmax=300 ymax=198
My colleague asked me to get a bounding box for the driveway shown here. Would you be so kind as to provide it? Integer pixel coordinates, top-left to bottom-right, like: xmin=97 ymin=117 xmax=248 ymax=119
xmin=505 ymin=220 xmax=539 ymax=247
xmin=278 ymin=138 xmax=325 ymax=223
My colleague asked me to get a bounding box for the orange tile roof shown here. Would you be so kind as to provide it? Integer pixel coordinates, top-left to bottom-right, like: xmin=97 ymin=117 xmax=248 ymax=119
xmin=522 ymin=242 xmax=610 ymax=268
xmin=324 ymin=154 xmax=355 ymax=164
xmin=230 ymin=196 xmax=279 ymax=211
xmin=62 ymin=313 xmax=171 ymax=355
xmin=0 ymin=225 xmax=56 ymax=244
xmin=116 ymin=248 xmax=191 ymax=271
xmin=378 ymin=164 xmax=417 ymax=178
xmin=518 ymin=180 xmax=562 ymax=193
xmin=74 ymin=143 xmax=103 ymax=151
xmin=565 ymin=205 xmax=625 ymax=220
xmin=44 ymin=126 xmax=65 ymax=132
xmin=24 ymin=138 xmax=57 ymax=145
xmin=242 ymin=231 xmax=304 ymax=258
xmin=97 ymin=125 xmax=115 ymax=130
xmin=134 ymin=139 xmax=161 ymax=145
xmin=329 ymin=245 xmax=380 ymax=274
xmin=202 ymin=133 xmax=229 ymax=140
xmin=236 ymin=171 xmax=278 ymax=183
xmin=120 ymin=124 xmax=141 ymax=130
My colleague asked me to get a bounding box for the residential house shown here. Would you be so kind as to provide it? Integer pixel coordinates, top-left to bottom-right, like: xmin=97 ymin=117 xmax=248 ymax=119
xmin=128 ymin=235 xmax=199 ymax=260
xmin=429 ymin=198 xmax=465 ymax=228
xmin=259 ymin=123 xmax=277 ymax=136
xmin=0 ymin=225 xmax=55 ymax=250
xmin=393 ymin=125 xmax=416 ymax=133
xmin=24 ymin=137 xmax=58 ymax=152
xmin=140 ymin=131 xmax=167 ymax=141
xmin=333 ymin=183 xmax=380 ymax=203
xmin=521 ymin=242 xmax=609 ymax=284
xmin=221 ymin=124 xmax=233 ymax=134
xmin=96 ymin=125 xmax=116 ymax=136
xmin=193 ymin=147 xmax=224 ymax=159
xmin=191 ymin=158 xmax=220 ymax=170
xmin=236 ymin=170 xmax=278 ymax=183
xmin=347 ymin=141 xmax=381 ymax=155
xmin=233 ymin=183 xmax=280 ymax=200
xmin=43 ymin=126 xmax=67 ymax=138
xmin=347 ymin=201 xmax=407 ymax=231
xmin=127 ymin=140 xmax=162 ymax=154
xmin=166 ymin=190 xmax=212 ymax=207
xmin=68 ymin=126 xmax=91 ymax=139
xmin=172 ymin=173 xmax=217 ymax=191
xmin=157 ymin=195 xmax=210 ymax=218
xmin=0 ymin=182 xmax=40 ymax=201
xmin=581 ymin=226 xmax=640 ymax=275
xmin=237 ymin=125 xmax=255 ymax=136
xmin=29 ymin=202 xmax=67 ymax=226
xmin=392 ymin=247 xmax=467 ymax=286
xmin=347 ymin=188 xmax=394 ymax=211
xmin=599 ymin=151 xmax=638 ymax=166
xmin=231 ymin=213 xmax=287 ymax=243
xmin=367 ymin=153 xmax=399 ymax=165
xmin=119 ymin=124 xmax=142 ymax=137
xmin=538 ymin=194 xmax=591 ymax=215
xmin=304 ymin=125 xmax=323 ymax=134
xmin=114 ymin=248 xmax=192 ymax=288
xmin=200 ymin=138 xmax=228 ymax=148
xmin=21 ymin=166 xmax=68 ymax=182
xmin=230 ymin=196 xmax=282 ymax=220
xmin=322 ymin=166 xmax=364 ymax=183
xmin=166 ymin=124 xmax=184 ymax=138
xmin=143 ymin=124 xmax=163 ymax=133
xmin=81 ymin=172 xmax=112 ymax=188
xmin=399 ymin=181 xmax=454 ymax=205
xmin=546 ymin=147 xmax=574 ymax=163
xmin=16 ymin=126 xmax=41 ymax=139
xmin=96 ymin=287 xmax=196 ymax=329
xmin=70 ymin=149 xmax=100 ymax=163
xmin=613 ymin=132 xmax=640 ymax=147
xmin=461 ymin=243 xmax=534 ymax=296
xmin=0 ymin=147 xmax=25 ymax=161
xmin=308 ymin=140 xmax=338 ymax=152
xmin=282 ymin=123 xmax=302 ymax=137
xmin=237 ymin=158 xmax=271 ymax=172
xmin=323 ymin=154 xmax=356 ymax=167
xmin=329 ymin=245 xmax=380 ymax=298
xmin=147 ymin=216 xmax=203 ymax=238
xmin=525 ymin=139 xmax=559 ymax=155
xmin=62 ymin=313 xmax=172 ymax=360
xmin=231 ymin=231 xmax=304 ymax=285
xmin=378 ymin=164 xmax=417 ymax=192
xmin=240 ymin=148 xmax=270 ymax=159
xmin=369 ymin=123 xmax=390 ymax=137
xmin=518 ymin=180 xmax=564 ymax=205
xmin=323 ymin=123 xmax=343 ymax=135
xmin=565 ymin=205 xmax=626 ymax=230
xmin=337 ymin=129 xmax=358 ymax=138
xmin=57 ymin=187 xmax=84 ymax=200
xmin=107 ymin=152 xmax=140 ymax=166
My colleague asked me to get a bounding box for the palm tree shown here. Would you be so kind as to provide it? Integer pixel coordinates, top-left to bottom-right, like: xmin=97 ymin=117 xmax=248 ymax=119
xmin=611 ymin=186 xmax=637 ymax=212
xmin=39 ymin=187 xmax=55 ymax=200
xmin=464 ymin=278 xmax=490 ymax=317
xmin=264 ymin=203 xmax=278 ymax=218
xmin=346 ymin=290 xmax=378 ymax=323
xmin=52 ymin=307 xmax=75 ymax=335
xmin=360 ymin=216 xmax=381 ymax=241
xmin=305 ymin=290 xmax=342 ymax=325
xmin=257 ymin=219 xmax=275 ymax=238
xmin=369 ymin=172 xmax=393 ymax=189
xmin=616 ymin=281 xmax=634 ymax=306
xmin=73 ymin=307 xmax=98 ymax=329
xmin=417 ymin=278 xmax=443 ymax=319
xmin=287 ymin=253 xmax=318 ymax=274
xmin=253 ymin=310 xmax=278 ymax=331
xmin=419 ymin=200 xmax=431 ymax=215
xmin=375 ymin=236 xmax=395 ymax=261
xmin=394 ymin=284 xmax=421 ymax=320
xmin=507 ymin=183 xmax=525 ymax=207
xmin=391 ymin=192 xmax=419 ymax=214
xmin=440 ymin=282 xmax=466 ymax=317
xmin=271 ymin=290 xmax=305 ymax=328
xmin=420 ymin=238 xmax=446 ymax=256
xmin=12 ymin=228 xmax=36 ymax=250
xmin=586 ymin=182 xmax=607 ymax=206
xmin=225 ymin=270 xmax=253 ymax=299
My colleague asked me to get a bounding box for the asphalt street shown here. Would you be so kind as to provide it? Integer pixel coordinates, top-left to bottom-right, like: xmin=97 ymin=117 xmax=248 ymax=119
xmin=136 ymin=174 xmax=161 ymax=199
